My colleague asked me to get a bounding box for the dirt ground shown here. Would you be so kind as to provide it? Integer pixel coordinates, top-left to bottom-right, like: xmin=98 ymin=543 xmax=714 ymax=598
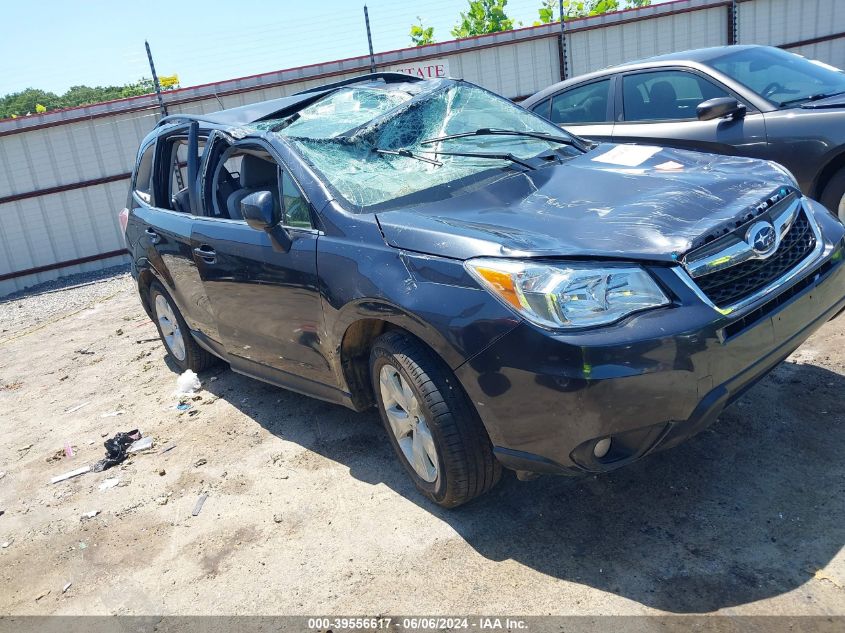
xmin=1 ymin=270 xmax=844 ymax=617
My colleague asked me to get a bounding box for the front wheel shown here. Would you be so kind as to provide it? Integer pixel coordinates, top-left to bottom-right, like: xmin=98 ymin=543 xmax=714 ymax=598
xmin=370 ymin=330 xmax=501 ymax=508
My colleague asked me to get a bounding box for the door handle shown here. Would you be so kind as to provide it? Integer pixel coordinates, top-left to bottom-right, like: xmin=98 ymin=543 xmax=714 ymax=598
xmin=145 ymin=228 xmax=160 ymax=245
xmin=193 ymin=244 xmax=217 ymax=264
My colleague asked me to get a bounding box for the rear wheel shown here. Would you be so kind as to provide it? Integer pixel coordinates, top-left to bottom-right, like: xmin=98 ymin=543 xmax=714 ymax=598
xmin=370 ymin=330 xmax=501 ymax=508
xmin=149 ymin=281 xmax=217 ymax=372
xmin=820 ymin=166 xmax=845 ymax=223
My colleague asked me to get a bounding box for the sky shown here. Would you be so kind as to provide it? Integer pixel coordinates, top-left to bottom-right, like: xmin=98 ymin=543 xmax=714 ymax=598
xmin=0 ymin=0 xmax=669 ymax=96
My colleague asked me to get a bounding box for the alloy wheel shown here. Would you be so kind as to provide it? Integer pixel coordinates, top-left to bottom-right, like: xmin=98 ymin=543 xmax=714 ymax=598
xmin=379 ymin=364 xmax=439 ymax=482
xmin=154 ymin=294 xmax=187 ymax=362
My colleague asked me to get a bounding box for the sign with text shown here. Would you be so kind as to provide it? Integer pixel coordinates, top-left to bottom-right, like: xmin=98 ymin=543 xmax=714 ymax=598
xmin=387 ymin=59 xmax=450 ymax=80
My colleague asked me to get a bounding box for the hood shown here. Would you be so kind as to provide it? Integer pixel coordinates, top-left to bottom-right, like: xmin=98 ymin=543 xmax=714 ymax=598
xmin=375 ymin=144 xmax=790 ymax=262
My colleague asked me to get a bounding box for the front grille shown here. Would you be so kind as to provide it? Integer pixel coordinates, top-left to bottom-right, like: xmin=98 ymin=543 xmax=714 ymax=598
xmin=695 ymin=209 xmax=816 ymax=307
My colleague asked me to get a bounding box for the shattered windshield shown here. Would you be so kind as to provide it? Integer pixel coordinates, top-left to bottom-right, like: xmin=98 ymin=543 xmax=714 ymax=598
xmin=255 ymin=80 xmax=581 ymax=210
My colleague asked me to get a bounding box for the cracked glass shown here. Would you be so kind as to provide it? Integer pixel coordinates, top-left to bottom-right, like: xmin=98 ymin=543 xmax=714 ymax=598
xmin=254 ymin=80 xmax=580 ymax=211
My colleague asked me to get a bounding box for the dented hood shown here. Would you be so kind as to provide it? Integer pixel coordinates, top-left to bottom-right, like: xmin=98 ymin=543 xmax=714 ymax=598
xmin=375 ymin=145 xmax=789 ymax=262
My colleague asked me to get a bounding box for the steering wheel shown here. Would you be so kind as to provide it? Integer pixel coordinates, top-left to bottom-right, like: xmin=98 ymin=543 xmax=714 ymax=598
xmin=761 ymin=82 xmax=786 ymax=98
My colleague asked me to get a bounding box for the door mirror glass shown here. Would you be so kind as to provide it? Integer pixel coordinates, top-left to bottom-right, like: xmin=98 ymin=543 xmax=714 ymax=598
xmin=697 ymin=97 xmax=746 ymax=121
xmin=240 ymin=191 xmax=276 ymax=230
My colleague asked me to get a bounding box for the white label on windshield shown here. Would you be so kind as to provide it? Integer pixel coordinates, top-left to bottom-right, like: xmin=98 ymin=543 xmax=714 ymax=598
xmin=592 ymin=145 xmax=661 ymax=167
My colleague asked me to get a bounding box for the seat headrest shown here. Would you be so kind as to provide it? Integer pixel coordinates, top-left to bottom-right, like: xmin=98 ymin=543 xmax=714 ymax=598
xmin=240 ymin=155 xmax=278 ymax=188
xmin=650 ymin=81 xmax=677 ymax=103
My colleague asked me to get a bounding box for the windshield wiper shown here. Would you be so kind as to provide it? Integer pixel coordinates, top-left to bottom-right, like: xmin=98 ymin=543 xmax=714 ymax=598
xmin=421 ymin=149 xmax=537 ymax=170
xmin=373 ymin=148 xmax=443 ymax=166
xmin=779 ymin=90 xmax=845 ymax=107
xmin=420 ymin=127 xmax=587 ymax=151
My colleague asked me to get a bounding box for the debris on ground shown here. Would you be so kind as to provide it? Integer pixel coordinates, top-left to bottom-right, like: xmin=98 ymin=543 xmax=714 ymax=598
xmin=273 ymin=513 xmax=283 ymax=523
xmin=810 ymin=568 xmax=844 ymax=589
xmin=127 ymin=437 xmax=154 ymax=453
xmin=158 ymin=443 xmax=176 ymax=455
xmin=2 ymin=539 xmax=13 ymax=548
xmin=174 ymin=369 xmax=201 ymax=395
xmin=156 ymin=496 xmax=168 ymax=506
xmin=176 ymin=403 xmax=191 ymax=411
xmin=74 ymin=349 xmax=94 ymax=356
xmin=64 ymin=442 xmax=74 ymax=458
xmin=80 ymin=510 xmax=100 ymax=520
xmin=91 ymin=429 xmax=141 ymax=472
xmin=34 ymin=590 xmax=50 ymax=602
xmin=192 ymin=494 xmax=208 ymax=516
xmin=65 ymin=401 xmax=90 ymax=414
xmin=17 ymin=444 xmax=33 ymax=454
xmin=194 ymin=458 xmax=207 ymax=467
xmin=158 ymin=469 xmax=166 ymax=476
xmin=50 ymin=465 xmax=91 ymax=484
xmin=100 ymin=410 xmax=125 ymax=418
xmin=62 ymin=582 xmax=72 ymax=594
xmin=0 ymin=471 xmax=5 ymax=479
xmin=98 ymin=478 xmax=120 ymax=491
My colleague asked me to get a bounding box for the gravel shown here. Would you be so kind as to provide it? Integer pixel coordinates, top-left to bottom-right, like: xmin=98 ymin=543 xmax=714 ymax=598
xmin=0 ymin=265 xmax=133 ymax=340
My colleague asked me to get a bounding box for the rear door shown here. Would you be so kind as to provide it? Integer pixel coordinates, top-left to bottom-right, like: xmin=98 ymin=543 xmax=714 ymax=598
xmin=530 ymin=77 xmax=615 ymax=142
xmin=192 ymin=137 xmax=331 ymax=387
xmin=132 ymin=125 xmax=220 ymax=342
xmin=611 ymin=68 xmax=768 ymax=158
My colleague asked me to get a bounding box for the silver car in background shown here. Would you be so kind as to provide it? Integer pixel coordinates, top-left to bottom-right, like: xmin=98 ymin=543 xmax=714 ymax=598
xmin=523 ymin=45 xmax=845 ymax=222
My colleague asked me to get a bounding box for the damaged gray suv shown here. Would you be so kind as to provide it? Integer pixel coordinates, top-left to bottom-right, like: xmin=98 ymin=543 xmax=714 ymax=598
xmin=124 ymin=73 xmax=845 ymax=507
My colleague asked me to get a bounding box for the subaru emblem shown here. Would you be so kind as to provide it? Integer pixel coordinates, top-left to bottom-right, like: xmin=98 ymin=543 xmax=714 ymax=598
xmin=746 ymin=221 xmax=777 ymax=257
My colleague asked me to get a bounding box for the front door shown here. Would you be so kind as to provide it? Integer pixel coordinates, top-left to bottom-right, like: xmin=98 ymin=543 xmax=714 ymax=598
xmin=611 ymin=69 xmax=768 ymax=159
xmin=192 ymin=139 xmax=332 ymax=387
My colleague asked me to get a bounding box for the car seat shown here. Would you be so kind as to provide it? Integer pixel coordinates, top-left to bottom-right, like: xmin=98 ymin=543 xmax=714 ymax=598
xmin=226 ymin=155 xmax=280 ymax=220
xmin=649 ymin=81 xmax=679 ymax=119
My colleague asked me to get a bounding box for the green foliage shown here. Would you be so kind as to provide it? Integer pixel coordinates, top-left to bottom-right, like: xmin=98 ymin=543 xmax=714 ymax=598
xmin=451 ymin=0 xmax=515 ymax=38
xmin=0 ymin=77 xmax=173 ymax=119
xmin=410 ymin=17 xmax=436 ymax=46
xmin=535 ymin=0 xmax=651 ymax=24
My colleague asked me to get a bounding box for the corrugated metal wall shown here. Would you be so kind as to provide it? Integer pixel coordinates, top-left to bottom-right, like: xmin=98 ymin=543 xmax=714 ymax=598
xmin=1 ymin=0 xmax=842 ymax=296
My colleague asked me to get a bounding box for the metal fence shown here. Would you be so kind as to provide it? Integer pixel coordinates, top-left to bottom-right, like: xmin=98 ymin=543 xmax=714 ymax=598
xmin=1 ymin=0 xmax=843 ymax=296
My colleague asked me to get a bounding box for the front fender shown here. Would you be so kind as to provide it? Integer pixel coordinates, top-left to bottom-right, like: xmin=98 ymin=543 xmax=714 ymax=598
xmin=321 ymin=246 xmax=521 ymax=376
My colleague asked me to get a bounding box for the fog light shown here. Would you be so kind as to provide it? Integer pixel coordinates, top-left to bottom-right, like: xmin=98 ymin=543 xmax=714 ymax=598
xmin=593 ymin=438 xmax=611 ymax=459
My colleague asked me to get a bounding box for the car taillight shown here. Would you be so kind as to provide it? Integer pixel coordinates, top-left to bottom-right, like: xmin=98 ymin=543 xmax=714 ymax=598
xmin=118 ymin=208 xmax=129 ymax=235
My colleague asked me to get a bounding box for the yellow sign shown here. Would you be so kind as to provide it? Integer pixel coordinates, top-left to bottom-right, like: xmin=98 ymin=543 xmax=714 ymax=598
xmin=159 ymin=74 xmax=179 ymax=88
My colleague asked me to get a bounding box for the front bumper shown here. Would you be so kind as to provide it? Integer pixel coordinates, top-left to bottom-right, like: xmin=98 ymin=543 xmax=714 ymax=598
xmin=455 ymin=206 xmax=845 ymax=475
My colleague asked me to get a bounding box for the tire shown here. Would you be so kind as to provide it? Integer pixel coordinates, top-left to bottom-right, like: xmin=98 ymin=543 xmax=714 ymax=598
xmin=370 ymin=330 xmax=501 ymax=508
xmin=820 ymin=166 xmax=845 ymax=224
xmin=149 ymin=281 xmax=217 ymax=373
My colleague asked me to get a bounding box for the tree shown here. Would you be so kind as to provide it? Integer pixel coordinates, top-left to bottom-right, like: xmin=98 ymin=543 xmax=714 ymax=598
xmin=451 ymin=0 xmax=515 ymax=38
xmin=410 ymin=17 xmax=435 ymax=46
xmin=0 ymin=77 xmax=172 ymax=120
xmin=535 ymin=0 xmax=650 ymax=24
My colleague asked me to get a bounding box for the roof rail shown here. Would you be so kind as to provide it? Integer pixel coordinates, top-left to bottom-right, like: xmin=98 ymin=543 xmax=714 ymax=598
xmin=155 ymin=114 xmax=221 ymax=128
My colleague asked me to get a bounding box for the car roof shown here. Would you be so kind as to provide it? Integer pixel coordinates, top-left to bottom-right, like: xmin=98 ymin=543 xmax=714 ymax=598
xmin=522 ymin=44 xmax=768 ymax=107
xmin=156 ymin=72 xmax=424 ymax=131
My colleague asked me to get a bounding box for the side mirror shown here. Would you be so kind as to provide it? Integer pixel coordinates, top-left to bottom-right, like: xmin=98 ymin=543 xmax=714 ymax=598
xmin=239 ymin=190 xmax=292 ymax=253
xmin=240 ymin=191 xmax=276 ymax=231
xmin=697 ymin=97 xmax=746 ymax=121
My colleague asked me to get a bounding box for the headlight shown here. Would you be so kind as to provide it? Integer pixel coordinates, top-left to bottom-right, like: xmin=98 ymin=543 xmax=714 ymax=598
xmin=768 ymin=161 xmax=799 ymax=189
xmin=465 ymin=258 xmax=671 ymax=329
